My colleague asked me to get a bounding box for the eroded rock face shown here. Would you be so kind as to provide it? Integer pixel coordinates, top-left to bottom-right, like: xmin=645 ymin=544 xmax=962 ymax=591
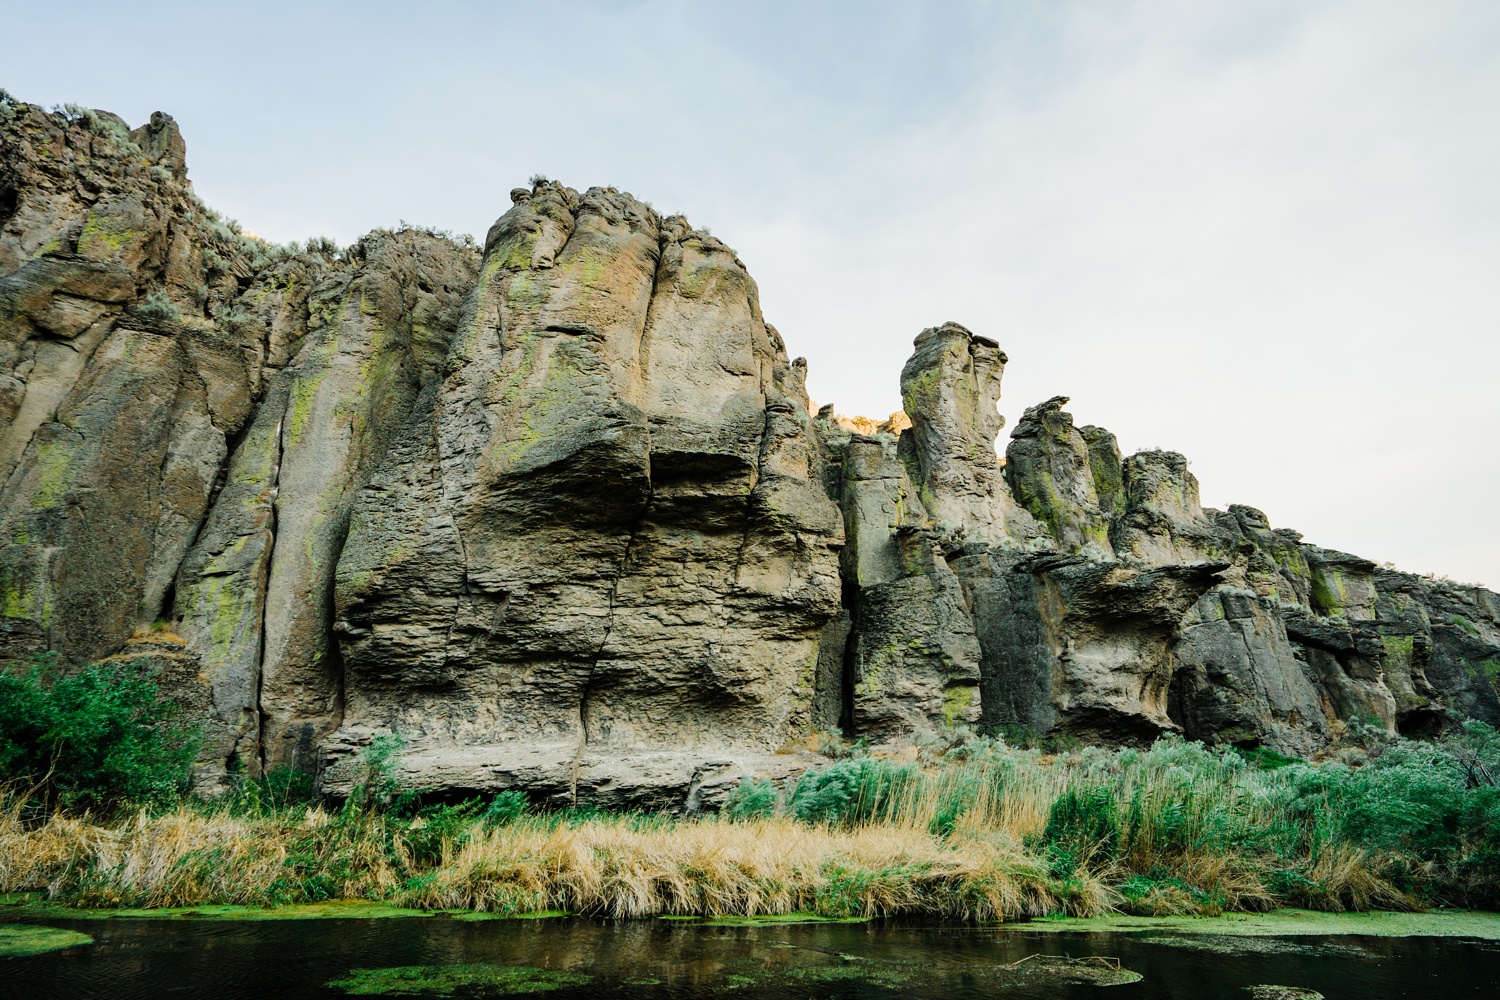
xmin=322 ymin=181 xmax=844 ymax=802
xmin=2 ymin=96 xmax=1498 ymax=806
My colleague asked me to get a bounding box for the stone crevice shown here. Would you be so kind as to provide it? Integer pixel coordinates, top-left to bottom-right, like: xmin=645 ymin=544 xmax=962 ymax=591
xmin=254 ymin=405 xmax=288 ymax=775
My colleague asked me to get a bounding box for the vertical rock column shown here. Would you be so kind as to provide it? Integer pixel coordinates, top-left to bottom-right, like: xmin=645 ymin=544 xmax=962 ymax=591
xmin=326 ymin=182 xmax=843 ymax=805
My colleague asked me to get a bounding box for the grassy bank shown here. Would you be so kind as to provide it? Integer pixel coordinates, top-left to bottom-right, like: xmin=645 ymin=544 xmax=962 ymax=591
xmin=4 ymin=726 xmax=1498 ymax=921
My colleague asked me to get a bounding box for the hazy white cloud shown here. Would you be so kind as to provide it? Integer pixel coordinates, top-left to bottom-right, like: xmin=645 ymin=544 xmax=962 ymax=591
xmin=8 ymin=0 xmax=1498 ymax=585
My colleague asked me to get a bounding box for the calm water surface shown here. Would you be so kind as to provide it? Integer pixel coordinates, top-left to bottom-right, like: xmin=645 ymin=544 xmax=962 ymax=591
xmin=4 ymin=916 xmax=1498 ymax=999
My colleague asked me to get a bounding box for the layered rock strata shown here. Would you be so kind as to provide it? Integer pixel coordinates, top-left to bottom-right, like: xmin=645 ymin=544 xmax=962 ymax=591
xmin=2 ymin=97 xmax=1498 ymax=806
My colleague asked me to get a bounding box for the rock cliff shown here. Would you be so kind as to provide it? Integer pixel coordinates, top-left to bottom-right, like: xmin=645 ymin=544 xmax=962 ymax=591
xmin=3 ymin=96 xmax=1498 ymax=805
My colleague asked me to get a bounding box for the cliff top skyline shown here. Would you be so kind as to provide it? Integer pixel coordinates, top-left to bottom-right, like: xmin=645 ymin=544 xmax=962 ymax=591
xmin=5 ymin=0 xmax=1498 ymax=588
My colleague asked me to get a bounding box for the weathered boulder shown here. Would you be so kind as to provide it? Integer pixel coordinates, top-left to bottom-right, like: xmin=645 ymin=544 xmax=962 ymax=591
xmin=1169 ymin=587 xmax=1331 ymax=756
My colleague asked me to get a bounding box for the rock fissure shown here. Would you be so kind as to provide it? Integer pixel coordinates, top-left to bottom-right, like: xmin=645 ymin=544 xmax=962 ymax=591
xmin=254 ymin=409 xmax=288 ymax=775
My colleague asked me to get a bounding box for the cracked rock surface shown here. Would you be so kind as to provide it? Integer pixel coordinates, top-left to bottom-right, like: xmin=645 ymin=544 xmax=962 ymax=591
xmin=2 ymin=97 xmax=1498 ymax=806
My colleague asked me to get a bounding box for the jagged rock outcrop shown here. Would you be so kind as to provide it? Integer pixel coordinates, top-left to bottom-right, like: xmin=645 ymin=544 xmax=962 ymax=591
xmin=2 ymin=96 xmax=1498 ymax=807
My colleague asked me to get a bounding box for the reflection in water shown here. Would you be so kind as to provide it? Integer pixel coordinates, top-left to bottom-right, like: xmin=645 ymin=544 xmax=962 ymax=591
xmin=3 ymin=915 xmax=1497 ymax=999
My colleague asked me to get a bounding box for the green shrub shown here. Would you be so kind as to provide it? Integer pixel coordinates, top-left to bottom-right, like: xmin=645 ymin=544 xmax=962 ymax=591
xmin=135 ymin=290 xmax=181 ymax=323
xmin=405 ymin=800 xmax=483 ymax=865
xmin=722 ymin=777 xmax=778 ymax=821
xmin=482 ymin=789 xmax=530 ymax=826
xmin=0 ymin=654 xmax=199 ymax=813
xmin=1043 ymin=786 xmax=1120 ymax=874
xmin=786 ymin=757 xmax=915 ymax=825
xmin=345 ymin=732 xmax=405 ymax=815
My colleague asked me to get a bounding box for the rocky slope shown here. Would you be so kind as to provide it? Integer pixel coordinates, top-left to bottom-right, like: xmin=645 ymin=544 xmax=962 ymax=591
xmin=3 ymin=96 xmax=1498 ymax=805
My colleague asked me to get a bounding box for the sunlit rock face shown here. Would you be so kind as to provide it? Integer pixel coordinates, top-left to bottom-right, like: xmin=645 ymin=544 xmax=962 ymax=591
xmin=1 ymin=97 xmax=1497 ymax=807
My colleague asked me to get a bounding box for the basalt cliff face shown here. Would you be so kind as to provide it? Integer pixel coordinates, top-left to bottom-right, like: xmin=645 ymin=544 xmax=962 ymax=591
xmin=3 ymin=98 xmax=1498 ymax=806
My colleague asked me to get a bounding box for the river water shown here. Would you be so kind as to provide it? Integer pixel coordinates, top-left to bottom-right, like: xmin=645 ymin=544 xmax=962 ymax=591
xmin=5 ymin=915 xmax=1498 ymax=999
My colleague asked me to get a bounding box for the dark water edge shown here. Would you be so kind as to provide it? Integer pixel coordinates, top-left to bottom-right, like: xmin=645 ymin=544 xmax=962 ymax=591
xmin=3 ymin=914 xmax=1498 ymax=999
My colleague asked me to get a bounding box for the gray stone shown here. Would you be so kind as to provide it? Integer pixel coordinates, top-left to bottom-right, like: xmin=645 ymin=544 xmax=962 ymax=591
xmin=2 ymin=96 xmax=1499 ymax=809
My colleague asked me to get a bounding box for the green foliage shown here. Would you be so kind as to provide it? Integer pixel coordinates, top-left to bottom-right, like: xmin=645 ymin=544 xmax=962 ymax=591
xmin=135 ymin=290 xmax=181 ymax=323
xmin=722 ymin=777 xmax=778 ymax=821
xmin=404 ymin=800 xmax=484 ymax=866
xmin=345 ymin=732 xmax=405 ymax=815
xmin=0 ymin=655 xmax=199 ymax=813
xmin=305 ymin=235 xmax=340 ymax=256
xmin=990 ymin=722 xmax=1080 ymax=754
xmin=1044 ymin=786 xmax=1120 ymax=874
xmin=1235 ymin=745 xmax=1299 ymax=770
xmin=483 ymin=789 xmax=531 ymax=826
xmin=226 ymin=765 xmax=314 ymax=815
xmin=786 ymin=757 xmax=917 ymax=825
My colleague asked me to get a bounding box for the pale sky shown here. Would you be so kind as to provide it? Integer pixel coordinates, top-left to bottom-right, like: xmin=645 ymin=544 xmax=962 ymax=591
xmin=9 ymin=1 xmax=1499 ymax=588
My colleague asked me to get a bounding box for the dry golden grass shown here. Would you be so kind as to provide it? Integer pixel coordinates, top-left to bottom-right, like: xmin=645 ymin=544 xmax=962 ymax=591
xmin=0 ymin=805 xmax=1081 ymax=921
xmin=0 ymin=735 xmax=1462 ymax=920
xmin=403 ymin=816 xmax=1066 ymax=920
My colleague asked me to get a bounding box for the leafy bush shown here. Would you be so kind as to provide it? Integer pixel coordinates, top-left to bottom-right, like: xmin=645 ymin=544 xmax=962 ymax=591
xmin=0 ymin=655 xmax=198 ymax=813
xmin=135 ymin=290 xmax=181 ymax=323
xmin=345 ymin=732 xmax=405 ymax=814
xmin=483 ymin=789 xmax=530 ymax=826
xmin=305 ymin=235 xmax=340 ymax=256
xmin=786 ymin=757 xmax=916 ymax=825
xmin=404 ymin=800 xmax=484 ymax=865
xmin=722 ymin=777 xmax=778 ymax=821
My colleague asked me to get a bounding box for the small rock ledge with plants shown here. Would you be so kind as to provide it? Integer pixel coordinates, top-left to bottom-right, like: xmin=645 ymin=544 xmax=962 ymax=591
xmin=1 ymin=92 xmax=1499 ymax=923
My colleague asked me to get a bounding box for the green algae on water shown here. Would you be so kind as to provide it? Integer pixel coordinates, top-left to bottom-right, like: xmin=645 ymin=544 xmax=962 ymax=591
xmin=784 ymin=957 xmax=916 ymax=989
xmin=727 ymin=951 xmax=1142 ymax=992
xmin=1022 ymin=908 xmax=1500 ymax=940
xmin=1134 ymin=933 xmax=1368 ymax=958
xmin=0 ymin=924 xmax=92 ymax=958
xmin=328 ymin=964 xmax=591 ymax=996
xmin=1246 ymin=988 xmax=1324 ymax=1000
xmin=659 ymin=911 xmax=870 ymax=926
xmin=995 ymin=955 xmax=1143 ymax=988
xmin=0 ymin=896 xmax=566 ymax=922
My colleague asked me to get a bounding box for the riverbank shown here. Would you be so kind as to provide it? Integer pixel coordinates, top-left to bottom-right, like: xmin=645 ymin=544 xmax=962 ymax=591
xmin=3 ymin=732 xmax=1497 ymax=921
xmin=5 ymin=893 xmax=1499 ymax=939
